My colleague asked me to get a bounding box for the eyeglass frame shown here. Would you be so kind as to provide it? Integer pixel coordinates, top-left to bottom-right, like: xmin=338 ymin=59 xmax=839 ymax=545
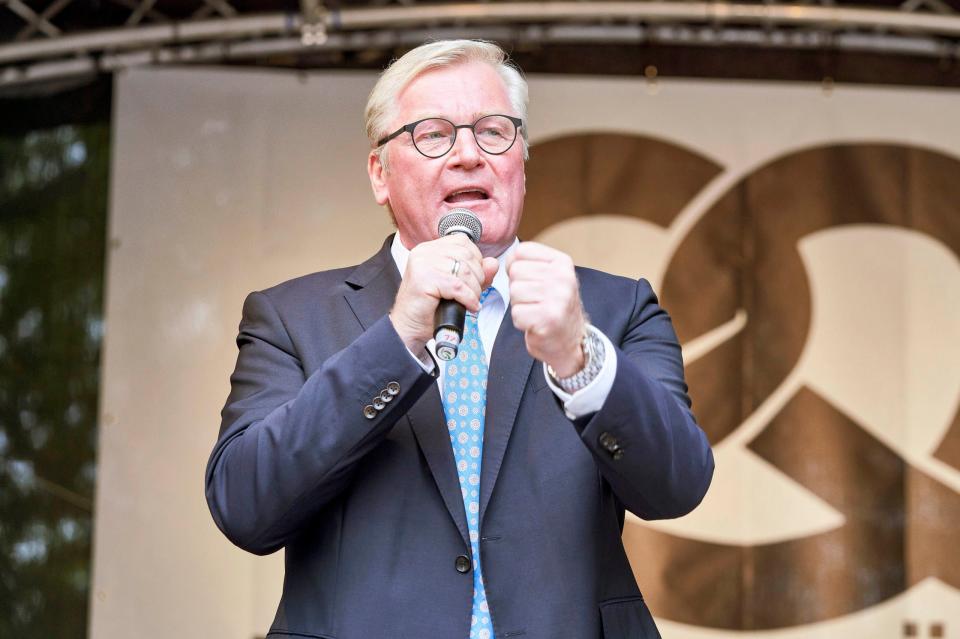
xmin=376 ymin=114 xmax=524 ymax=158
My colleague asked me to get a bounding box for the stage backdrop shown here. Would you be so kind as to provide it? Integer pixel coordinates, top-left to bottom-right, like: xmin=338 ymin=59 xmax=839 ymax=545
xmin=92 ymin=66 xmax=960 ymax=639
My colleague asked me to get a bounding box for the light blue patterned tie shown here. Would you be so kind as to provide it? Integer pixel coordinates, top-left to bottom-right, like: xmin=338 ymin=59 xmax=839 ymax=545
xmin=442 ymin=288 xmax=495 ymax=639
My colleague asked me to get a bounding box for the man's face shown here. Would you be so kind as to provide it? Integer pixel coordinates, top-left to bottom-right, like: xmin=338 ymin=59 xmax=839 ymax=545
xmin=368 ymin=60 xmax=526 ymax=257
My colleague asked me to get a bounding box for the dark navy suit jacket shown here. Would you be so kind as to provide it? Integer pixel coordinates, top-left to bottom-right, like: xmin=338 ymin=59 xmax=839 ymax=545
xmin=205 ymin=236 xmax=714 ymax=639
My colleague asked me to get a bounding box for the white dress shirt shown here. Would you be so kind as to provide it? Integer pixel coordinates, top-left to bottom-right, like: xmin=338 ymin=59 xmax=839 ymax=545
xmin=390 ymin=234 xmax=617 ymax=420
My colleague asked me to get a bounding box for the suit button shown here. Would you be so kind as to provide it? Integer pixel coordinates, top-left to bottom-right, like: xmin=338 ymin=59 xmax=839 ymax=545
xmin=362 ymin=405 xmax=377 ymax=420
xmin=455 ymin=555 xmax=471 ymax=574
xmin=373 ymin=396 xmax=385 ymax=410
xmin=387 ymin=381 xmax=401 ymax=396
xmin=379 ymin=389 xmax=393 ymax=403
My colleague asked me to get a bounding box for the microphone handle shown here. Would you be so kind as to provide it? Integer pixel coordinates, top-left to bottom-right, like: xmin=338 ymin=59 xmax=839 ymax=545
xmin=432 ymin=215 xmax=480 ymax=361
xmin=434 ymin=299 xmax=466 ymax=361
xmin=433 ymin=227 xmax=473 ymax=361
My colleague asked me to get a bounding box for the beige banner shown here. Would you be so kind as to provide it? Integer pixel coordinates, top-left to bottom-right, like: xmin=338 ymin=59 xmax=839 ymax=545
xmin=95 ymin=68 xmax=960 ymax=639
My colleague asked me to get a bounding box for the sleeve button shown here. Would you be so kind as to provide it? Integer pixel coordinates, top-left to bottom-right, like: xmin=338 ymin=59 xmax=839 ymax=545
xmin=362 ymin=405 xmax=377 ymax=420
xmin=598 ymin=432 xmax=623 ymax=458
xmin=373 ymin=397 xmax=385 ymax=410
xmin=387 ymin=381 xmax=401 ymax=396
xmin=379 ymin=389 xmax=393 ymax=403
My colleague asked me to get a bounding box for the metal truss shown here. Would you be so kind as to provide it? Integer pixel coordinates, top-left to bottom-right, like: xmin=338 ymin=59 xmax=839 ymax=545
xmin=2 ymin=0 xmax=960 ymax=88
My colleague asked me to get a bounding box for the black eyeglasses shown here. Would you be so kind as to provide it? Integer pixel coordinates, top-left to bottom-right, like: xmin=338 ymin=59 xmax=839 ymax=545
xmin=377 ymin=114 xmax=523 ymax=158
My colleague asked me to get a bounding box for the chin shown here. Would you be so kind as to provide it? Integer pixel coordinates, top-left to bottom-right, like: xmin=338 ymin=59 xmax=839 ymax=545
xmin=479 ymin=235 xmax=514 ymax=258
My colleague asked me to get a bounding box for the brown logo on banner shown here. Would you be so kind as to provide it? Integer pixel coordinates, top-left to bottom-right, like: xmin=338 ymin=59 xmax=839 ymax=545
xmin=523 ymin=136 xmax=960 ymax=630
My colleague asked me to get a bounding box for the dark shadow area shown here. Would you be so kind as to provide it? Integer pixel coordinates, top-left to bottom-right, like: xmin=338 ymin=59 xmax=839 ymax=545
xmin=0 ymin=80 xmax=110 ymax=639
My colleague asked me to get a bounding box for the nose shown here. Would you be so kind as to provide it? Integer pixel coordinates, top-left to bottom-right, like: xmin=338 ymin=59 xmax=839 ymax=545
xmin=447 ymin=128 xmax=485 ymax=169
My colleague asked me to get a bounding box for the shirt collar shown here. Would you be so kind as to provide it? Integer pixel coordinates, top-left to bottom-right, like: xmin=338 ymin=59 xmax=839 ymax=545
xmin=390 ymin=233 xmax=517 ymax=307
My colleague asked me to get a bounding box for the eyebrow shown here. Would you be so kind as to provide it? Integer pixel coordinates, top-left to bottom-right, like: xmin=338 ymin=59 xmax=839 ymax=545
xmin=408 ymin=112 xmax=506 ymax=123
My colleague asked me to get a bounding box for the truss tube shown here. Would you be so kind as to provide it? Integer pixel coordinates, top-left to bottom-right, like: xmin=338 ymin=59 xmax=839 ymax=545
xmin=4 ymin=24 xmax=956 ymax=90
xmin=0 ymin=14 xmax=294 ymax=64
xmin=3 ymin=2 xmax=960 ymax=66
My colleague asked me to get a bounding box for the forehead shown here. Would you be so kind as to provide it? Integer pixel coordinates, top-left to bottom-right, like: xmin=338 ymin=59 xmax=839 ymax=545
xmin=395 ymin=60 xmax=512 ymax=121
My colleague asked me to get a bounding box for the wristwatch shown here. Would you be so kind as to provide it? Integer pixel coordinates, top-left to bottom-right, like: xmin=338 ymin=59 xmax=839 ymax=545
xmin=547 ymin=325 xmax=606 ymax=394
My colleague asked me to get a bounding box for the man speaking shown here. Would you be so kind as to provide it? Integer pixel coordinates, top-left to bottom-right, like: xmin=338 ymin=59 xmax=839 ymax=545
xmin=205 ymin=40 xmax=714 ymax=639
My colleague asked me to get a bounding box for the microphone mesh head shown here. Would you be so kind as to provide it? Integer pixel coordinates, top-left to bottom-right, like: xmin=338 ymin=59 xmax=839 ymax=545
xmin=437 ymin=208 xmax=482 ymax=243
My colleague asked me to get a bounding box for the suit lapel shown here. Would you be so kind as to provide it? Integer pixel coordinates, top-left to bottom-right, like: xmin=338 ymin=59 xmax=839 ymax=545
xmin=343 ymin=236 xmax=470 ymax=547
xmin=342 ymin=237 xmax=401 ymax=329
xmin=480 ymin=310 xmax=535 ymax=525
xmin=407 ymin=389 xmax=471 ymax=546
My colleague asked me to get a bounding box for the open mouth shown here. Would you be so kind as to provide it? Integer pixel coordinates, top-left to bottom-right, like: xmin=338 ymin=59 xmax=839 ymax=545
xmin=444 ymin=189 xmax=489 ymax=204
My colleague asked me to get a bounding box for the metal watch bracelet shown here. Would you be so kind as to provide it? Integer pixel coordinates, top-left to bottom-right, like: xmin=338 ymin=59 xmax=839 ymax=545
xmin=547 ymin=325 xmax=606 ymax=394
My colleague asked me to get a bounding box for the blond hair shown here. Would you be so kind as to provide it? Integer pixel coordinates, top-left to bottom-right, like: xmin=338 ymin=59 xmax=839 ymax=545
xmin=365 ymin=39 xmax=529 ymax=168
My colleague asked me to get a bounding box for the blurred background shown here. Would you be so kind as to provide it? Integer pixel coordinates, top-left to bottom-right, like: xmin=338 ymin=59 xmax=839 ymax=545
xmin=1 ymin=2 xmax=959 ymax=638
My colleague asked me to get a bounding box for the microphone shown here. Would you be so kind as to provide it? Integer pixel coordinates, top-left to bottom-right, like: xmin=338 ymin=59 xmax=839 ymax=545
xmin=434 ymin=208 xmax=483 ymax=361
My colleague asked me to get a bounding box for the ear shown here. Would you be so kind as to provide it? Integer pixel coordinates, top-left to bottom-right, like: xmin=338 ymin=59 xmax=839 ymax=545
xmin=367 ymin=150 xmax=390 ymax=206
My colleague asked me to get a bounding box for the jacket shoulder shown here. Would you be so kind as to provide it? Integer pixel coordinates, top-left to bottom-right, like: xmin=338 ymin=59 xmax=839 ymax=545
xmin=574 ymin=265 xmax=657 ymax=303
xmin=254 ymin=236 xmax=395 ymax=309
xmin=574 ymin=265 xmax=639 ymax=288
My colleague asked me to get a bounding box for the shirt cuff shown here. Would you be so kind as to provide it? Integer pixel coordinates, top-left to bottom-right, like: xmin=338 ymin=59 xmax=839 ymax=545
xmin=543 ymin=325 xmax=618 ymax=420
xmin=406 ymin=342 xmax=437 ymax=375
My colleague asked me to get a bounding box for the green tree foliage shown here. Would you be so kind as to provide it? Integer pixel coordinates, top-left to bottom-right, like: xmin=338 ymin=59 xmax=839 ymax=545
xmin=0 ymin=123 xmax=108 ymax=638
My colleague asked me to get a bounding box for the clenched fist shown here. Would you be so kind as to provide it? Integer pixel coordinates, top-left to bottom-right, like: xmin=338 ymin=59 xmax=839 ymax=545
xmin=507 ymin=242 xmax=587 ymax=377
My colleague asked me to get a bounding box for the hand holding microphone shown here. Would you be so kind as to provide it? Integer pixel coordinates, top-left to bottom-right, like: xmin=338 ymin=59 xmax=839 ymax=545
xmin=389 ymin=209 xmax=498 ymax=360
xmin=433 ymin=209 xmax=484 ymax=360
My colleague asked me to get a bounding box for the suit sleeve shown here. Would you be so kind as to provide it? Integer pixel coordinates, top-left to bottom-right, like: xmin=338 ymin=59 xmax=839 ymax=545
xmin=575 ymin=278 xmax=715 ymax=520
xmin=204 ymin=290 xmax=436 ymax=555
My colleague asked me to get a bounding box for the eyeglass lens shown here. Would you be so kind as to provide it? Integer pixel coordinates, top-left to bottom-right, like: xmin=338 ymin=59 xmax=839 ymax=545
xmin=412 ymin=115 xmax=517 ymax=157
